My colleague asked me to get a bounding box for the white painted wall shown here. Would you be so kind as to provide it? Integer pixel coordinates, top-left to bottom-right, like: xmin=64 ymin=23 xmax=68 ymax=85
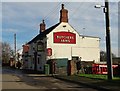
xmin=72 ymin=47 xmax=100 ymax=63
xmin=47 ymin=22 xmax=100 ymax=63
xmin=79 ymin=36 xmax=100 ymax=48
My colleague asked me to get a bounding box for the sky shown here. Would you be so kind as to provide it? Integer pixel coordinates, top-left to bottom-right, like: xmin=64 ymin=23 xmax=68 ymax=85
xmin=1 ymin=0 xmax=119 ymax=56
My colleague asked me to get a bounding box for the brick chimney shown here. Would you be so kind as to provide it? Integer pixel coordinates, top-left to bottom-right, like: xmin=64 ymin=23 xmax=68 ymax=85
xmin=60 ymin=4 xmax=68 ymax=23
xmin=40 ymin=20 xmax=46 ymax=33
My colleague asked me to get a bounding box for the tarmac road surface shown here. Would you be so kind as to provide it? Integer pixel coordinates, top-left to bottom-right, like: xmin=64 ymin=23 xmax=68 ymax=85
xmin=2 ymin=67 xmax=99 ymax=91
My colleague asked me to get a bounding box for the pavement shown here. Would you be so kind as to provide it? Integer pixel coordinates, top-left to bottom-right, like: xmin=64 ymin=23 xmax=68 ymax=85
xmin=53 ymin=75 xmax=120 ymax=91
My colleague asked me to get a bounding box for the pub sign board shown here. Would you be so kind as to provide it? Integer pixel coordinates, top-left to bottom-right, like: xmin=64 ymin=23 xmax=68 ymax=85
xmin=53 ymin=32 xmax=76 ymax=44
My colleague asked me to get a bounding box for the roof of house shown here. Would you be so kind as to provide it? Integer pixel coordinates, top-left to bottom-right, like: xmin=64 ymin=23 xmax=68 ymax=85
xmin=80 ymin=35 xmax=100 ymax=39
xmin=27 ymin=23 xmax=60 ymax=44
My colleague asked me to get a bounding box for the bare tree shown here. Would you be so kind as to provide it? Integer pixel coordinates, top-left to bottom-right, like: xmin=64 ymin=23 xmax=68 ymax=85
xmin=2 ymin=42 xmax=12 ymax=64
xmin=100 ymin=50 xmax=116 ymax=62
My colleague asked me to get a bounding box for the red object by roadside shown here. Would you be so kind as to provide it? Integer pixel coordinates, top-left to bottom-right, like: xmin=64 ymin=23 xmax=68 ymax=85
xmin=92 ymin=63 xmax=118 ymax=75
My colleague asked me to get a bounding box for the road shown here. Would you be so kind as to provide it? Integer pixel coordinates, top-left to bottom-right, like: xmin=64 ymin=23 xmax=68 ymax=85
xmin=2 ymin=67 xmax=99 ymax=91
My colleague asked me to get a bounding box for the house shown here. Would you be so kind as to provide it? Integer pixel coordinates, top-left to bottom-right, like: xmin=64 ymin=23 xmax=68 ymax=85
xmin=16 ymin=49 xmax=23 ymax=62
xmin=9 ymin=49 xmax=23 ymax=68
xmin=22 ymin=4 xmax=100 ymax=73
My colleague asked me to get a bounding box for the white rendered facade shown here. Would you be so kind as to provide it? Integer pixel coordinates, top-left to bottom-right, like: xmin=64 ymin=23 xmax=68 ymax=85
xmin=46 ymin=22 xmax=100 ymax=63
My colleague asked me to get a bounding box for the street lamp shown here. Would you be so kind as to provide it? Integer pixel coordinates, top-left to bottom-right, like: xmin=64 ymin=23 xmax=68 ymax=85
xmin=94 ymin=5 xmax=104 ymax=8
xmin=94 ymin=4 xmax=107 ymax=13
xmin=95 ymin=0 xmax=113 ymax=80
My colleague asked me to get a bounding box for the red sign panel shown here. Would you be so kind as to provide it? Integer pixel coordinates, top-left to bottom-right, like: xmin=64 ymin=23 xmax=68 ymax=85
xmin=47 ymin=48 xmax=52 ymax=56
xmin=54 ymin=32 xmax=76 ymax=44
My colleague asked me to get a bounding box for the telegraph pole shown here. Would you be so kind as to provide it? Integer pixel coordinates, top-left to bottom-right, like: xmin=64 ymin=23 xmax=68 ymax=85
xmin=105 ymin=0 xmax=113 ymax=80
xmin=14 ymin=33 xmax=17 ymax=67
xmin=14 ymin=33 xmax=16 ymax=56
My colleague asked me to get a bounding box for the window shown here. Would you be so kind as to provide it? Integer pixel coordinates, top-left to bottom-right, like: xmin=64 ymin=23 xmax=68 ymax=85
xmin=72 ymin=56 xmax=79 ymax=60
xmin=37 ymin=42 xmax=44 ymax=51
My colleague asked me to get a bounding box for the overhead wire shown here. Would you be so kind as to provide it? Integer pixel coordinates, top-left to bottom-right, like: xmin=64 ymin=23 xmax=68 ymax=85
xmin=69 ymin=3 xmax=94 ymax=21
xmin=43 ymin=2 xmax=71 ymax=23
xmin=48 ymin=2 xmax=71 ymax=22
xmin=42 ymin=2 xmax=61 ymax=21
xmin=68 ymin=2 xmax=96 ymax=35
xmin=41 ymin=2 xmax=98 ymax=32
xmin=68 ymin=2 xmax=84 ymax=21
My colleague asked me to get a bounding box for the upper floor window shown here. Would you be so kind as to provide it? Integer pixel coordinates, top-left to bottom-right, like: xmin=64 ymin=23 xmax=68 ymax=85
xmin=37 ymin=42 xmax=44 ymax=52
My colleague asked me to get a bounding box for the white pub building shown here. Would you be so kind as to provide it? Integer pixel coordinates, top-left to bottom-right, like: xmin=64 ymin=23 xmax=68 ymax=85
xmin=22 ymin=4 xmax=100 ymax=73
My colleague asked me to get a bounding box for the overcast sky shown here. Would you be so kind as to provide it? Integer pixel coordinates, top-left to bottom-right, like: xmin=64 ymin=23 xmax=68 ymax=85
xmin=1 ymin=0 xmax=119 ymax=56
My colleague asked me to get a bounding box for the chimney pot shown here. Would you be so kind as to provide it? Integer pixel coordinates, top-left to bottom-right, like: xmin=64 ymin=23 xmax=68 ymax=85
xmin=40 ymin=20 xmax=46 ymax=33
xmin=62 ymin=4 xmax=64 ymax=9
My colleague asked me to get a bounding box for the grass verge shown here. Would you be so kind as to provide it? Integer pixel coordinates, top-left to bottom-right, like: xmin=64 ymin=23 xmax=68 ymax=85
xmin=77 ymin=74 xmax=120 ymax=80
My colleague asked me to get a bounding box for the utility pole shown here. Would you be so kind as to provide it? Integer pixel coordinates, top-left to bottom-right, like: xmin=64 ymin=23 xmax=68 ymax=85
xmin=14 ymin=33 xmax=17 ymax=67
xmin=105 ymin=0 xmax=113 ymax=80
xmin=95 ymin=0 xmax=113 ymax=80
